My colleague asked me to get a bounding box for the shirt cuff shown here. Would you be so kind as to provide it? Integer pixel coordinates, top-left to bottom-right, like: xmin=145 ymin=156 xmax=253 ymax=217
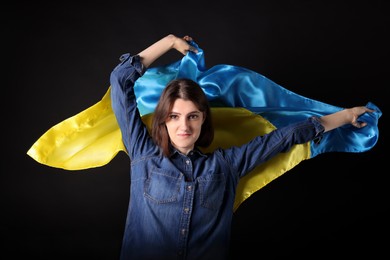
xmin=309 ymin=116 xmax=325 ymax=144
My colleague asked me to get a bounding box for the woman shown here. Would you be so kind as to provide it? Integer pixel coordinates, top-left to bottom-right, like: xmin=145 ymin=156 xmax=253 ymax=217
xmin=110 ymin=34 xmax=373 ymax=260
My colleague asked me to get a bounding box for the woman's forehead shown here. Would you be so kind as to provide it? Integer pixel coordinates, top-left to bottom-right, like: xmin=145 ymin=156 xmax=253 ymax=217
xmin=170 ymin=99 xmax=200 ymax=114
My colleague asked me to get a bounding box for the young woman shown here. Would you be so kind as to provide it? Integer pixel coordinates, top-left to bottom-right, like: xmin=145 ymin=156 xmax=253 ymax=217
xmin=110 ymin=34 xmax=373 ymax=260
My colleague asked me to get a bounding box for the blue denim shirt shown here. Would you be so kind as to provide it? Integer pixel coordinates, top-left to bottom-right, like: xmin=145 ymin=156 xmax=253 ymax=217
xmin=110 ymin=53 xmax=324 ymax=260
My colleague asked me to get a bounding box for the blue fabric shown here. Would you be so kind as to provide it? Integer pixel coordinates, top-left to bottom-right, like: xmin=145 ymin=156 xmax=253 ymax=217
xmin=134 ymin=41 xmax=381 ymax=158
xmin=110 ymin=53 xmax=325 ymax=260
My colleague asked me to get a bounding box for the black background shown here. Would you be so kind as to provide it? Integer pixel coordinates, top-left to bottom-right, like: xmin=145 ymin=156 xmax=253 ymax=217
xmin=4 ymin=1 xmax=388 ymax=259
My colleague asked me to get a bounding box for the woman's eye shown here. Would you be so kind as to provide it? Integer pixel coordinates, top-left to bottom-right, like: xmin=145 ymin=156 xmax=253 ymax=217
xmin=189 ymin=114 xmax=199 ymax=120
xmin=169 ymin=114 xmax=178 ymax=119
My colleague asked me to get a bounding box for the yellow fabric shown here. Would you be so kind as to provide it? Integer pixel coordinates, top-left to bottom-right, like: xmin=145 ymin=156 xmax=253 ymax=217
xmin=27 ymin=89 xmax=125 ymax=170
xmin=195 ymin=107 xmax=311 ymax=211
xmin=27 ymin=87 xmax=311 ymax=211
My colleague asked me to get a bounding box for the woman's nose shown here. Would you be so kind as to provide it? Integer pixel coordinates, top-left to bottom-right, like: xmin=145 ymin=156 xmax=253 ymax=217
xmin=180 ymin=118 xmax=190 ymax=129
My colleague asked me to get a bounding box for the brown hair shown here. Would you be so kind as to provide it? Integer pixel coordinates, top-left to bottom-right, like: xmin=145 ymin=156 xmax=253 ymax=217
xmin=152 ymin=78 xmax=214 ymax=157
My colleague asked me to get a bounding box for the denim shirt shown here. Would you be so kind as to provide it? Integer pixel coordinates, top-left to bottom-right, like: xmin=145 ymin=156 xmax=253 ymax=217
xmin=110 ymin=53 xmax=324 ymax=260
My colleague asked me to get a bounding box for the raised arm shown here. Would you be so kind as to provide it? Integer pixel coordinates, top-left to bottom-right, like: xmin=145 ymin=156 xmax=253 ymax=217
xmin=319 ymin=106 xmax=374 ymax=132
xmin=138 ymin=34 xmax=198 ymax=68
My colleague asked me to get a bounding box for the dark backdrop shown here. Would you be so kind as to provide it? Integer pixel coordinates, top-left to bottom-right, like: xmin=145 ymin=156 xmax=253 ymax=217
xmin=4 ymin=1 xmax=388 ymax=259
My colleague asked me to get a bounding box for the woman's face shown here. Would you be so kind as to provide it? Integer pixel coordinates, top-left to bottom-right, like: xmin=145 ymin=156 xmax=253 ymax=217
xmin=165 ymin=98 xmax=204 ymax=155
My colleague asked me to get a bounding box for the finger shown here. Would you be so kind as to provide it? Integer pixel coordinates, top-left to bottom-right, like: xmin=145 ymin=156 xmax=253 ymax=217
xmin=187 ymin=46 xmax=198 ymax=53
xmin=183 ymin=36 xmax=192 ymax=42
xmin=358 ymin=122 xmax=367 ymax=128
xmin=190 ymin=46 xmax=197 ymax=52
xmin=353 ymin=121 xmax=367 ymax=128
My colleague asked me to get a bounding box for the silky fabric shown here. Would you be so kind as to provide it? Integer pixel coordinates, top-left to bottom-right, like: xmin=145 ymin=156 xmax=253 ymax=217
xmin=27 ymin=41 xmax=381 ymax=211
xmin=134 ymin=41 xmax=381 ymax=157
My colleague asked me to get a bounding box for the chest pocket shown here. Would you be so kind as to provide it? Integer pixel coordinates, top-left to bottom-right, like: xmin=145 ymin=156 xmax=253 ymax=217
xmin=144 ymin=168 xmax=182 ymax=204
xmin=198 ymin=173 xmax=226 ymax=210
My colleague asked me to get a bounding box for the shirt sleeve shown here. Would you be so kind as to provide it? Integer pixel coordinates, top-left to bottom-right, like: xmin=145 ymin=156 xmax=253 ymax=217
xmin=220 ymin=116 xmax=325 ymax=178
xmin=110 ymin=53 xmax=153 ymax=158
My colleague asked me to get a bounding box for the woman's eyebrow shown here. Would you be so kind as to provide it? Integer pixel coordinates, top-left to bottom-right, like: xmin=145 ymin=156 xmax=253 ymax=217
xmin=170 ymin=110 xmax=201 ymax=115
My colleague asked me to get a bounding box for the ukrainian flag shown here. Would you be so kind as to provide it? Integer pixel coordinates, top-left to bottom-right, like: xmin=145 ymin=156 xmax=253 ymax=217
xmin=27 ymin=41 xmax=381 ymax=211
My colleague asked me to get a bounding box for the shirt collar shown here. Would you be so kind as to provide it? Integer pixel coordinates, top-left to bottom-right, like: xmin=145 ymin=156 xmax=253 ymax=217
xmin=170 ymin=146 xmax=207 ymax=158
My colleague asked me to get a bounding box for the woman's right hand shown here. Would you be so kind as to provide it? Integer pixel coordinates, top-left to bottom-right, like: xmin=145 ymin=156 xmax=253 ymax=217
xmin=173 ymin=35 xmax=198 ymax=55
xmin=138 ymin=34 xmax=198 ymax=69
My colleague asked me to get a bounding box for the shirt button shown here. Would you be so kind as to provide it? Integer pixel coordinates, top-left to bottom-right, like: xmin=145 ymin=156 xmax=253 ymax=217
xmin=184 ymin=207 xmax=189 ymax=213
xmin=181 ymin=229 xmax=186 ymax=235
xmin=187 ymin=185 xmax=192 ymax=191
xmin=186 ymin=160 xmax=190 ymax=165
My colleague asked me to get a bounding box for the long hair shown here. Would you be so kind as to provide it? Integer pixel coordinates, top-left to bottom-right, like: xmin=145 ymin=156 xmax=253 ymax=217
xmin=152 ymin=78 xmax=214 ymax=157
